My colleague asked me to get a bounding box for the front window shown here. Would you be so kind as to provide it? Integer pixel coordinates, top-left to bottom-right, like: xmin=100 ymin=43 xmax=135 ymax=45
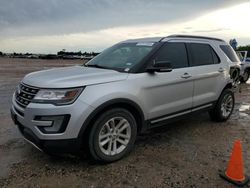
xmin=86 ymin=42 xmax=156 ymax=72
xmin=152 ymin=42 xmax=189 ymax=69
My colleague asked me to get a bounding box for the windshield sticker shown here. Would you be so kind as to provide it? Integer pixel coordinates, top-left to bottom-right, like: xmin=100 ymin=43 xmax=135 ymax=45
xmin=136 ymin=42 xmax=154 ymax=46
xmin=126 ymin=62 xmax=132 ymax=66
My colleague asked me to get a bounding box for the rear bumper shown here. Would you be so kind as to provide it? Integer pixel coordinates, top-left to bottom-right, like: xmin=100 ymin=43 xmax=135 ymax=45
xmin=11 ymin=108 xmax=81 ymax=153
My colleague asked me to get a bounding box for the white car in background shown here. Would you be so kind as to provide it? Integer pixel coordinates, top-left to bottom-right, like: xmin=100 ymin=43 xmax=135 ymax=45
xmin=236 ymin=51 xmax=250 ymax=83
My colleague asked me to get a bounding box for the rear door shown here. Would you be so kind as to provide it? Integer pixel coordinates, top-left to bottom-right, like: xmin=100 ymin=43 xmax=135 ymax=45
xmin=186 ymin=42 xmax=226 ymax=108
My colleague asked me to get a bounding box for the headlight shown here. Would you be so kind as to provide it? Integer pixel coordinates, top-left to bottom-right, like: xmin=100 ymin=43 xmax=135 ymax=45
xmin=33 ymin=87 xmax=83 ymax=105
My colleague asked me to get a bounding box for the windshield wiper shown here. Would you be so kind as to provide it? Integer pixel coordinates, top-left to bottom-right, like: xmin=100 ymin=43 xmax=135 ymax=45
xmin=84 ymin=64 xmax=108 ymax=69
xmin=84 ymin=64 xmax=122 ymax=72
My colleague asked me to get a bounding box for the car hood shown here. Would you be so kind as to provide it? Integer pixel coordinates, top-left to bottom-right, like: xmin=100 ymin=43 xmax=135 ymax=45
xmin=22 ymin=66 xmax=128 ymax=88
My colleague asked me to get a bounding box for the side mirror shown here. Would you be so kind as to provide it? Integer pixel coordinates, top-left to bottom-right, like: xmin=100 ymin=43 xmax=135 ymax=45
xmin=146 ymin=60 xmax=172 ymax=73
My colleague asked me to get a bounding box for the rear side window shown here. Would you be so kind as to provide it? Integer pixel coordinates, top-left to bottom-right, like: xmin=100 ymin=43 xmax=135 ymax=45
xmin=188 ymin=43 xmax=215 ymax=66
xmin=220 ymin=45 xmax=239 ymax=62
xmin=153 ymin=42 xmax=188 ymax=69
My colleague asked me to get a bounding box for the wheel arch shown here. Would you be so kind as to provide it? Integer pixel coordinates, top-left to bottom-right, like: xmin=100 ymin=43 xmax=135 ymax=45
xmin=245 ymin=67 xmax=250 ymax=73
xmin=216 ymin=82 xmax=234 ymax=103
xmin=77 ymin=98 xmax=146 ymax=143
xmin=222 ymin=82 xmax=233 ymax=91
xmin=230 ymin=66 xmax=240 ymax=81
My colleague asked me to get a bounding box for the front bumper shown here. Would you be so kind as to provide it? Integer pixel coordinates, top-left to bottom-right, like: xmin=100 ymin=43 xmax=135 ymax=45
xmin=11 ymin=93 xmax=94 ymax=152
xmin=11 ymin=110 xmax=79 ymax=153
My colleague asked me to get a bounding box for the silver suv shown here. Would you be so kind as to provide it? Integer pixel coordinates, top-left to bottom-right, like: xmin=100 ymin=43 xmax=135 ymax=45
xmin=11 ymin=35 xmax=241 ymax=162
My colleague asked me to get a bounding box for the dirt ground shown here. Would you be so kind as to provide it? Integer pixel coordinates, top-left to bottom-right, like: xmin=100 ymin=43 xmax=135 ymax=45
xmin=0 ymin=57 xmax=250 ymax=188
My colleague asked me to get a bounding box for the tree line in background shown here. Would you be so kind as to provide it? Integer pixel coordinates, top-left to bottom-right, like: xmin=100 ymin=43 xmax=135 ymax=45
xmin=237 ymin=45 xmax=250 ymax=51
xmin=229 ymin=39 xmax=250 ymax=52
xmin=0 ymin=50 xmax=100 ymax=60
xmin=57 ymin=50 xmax=99 ymax=57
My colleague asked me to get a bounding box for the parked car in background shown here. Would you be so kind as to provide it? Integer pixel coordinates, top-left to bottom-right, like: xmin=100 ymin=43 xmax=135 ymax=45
xmin=11 ymin=35 xmax=241 ymax=162
xmin=236 ymin=51 xmax=250 ymax=83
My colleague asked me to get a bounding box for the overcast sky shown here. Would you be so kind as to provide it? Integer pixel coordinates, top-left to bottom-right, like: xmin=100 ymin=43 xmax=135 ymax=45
xmin=0 ymin=0 xmax=250 ymax=53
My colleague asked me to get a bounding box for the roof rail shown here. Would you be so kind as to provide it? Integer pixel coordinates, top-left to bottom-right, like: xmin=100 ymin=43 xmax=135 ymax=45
xmin=167 ymin=35 xmax=225 ymax=42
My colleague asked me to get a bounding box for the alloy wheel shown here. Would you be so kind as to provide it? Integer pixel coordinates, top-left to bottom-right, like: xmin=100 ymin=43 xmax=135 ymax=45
xmin=98 ymin=117 xmax=131 ymax=156
xmin=220 ymin=94 xmax=233 ymax=118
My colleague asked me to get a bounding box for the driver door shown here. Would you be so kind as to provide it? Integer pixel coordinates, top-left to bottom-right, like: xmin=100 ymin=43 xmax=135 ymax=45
xmin=141 ymin=41 xmax=194 ymax=122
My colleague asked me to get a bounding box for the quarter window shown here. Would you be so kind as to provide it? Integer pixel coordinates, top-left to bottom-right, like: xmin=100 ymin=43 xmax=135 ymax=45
xmin=153 ymin=42 xmax=188 ymax=69
xmin=220 ymin=45 xmax=239 ymax=62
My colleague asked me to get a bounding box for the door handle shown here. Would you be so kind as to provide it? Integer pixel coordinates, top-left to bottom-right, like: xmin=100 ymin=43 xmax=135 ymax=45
xmin=218 ymin=68 xmax=225 ymax=73
xmin=181 ymin=73 xmax=192 ymax=79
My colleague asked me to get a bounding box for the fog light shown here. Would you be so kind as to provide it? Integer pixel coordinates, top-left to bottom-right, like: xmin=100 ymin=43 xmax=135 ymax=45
xmin=34 ymin=115 xmax=70 ymax=134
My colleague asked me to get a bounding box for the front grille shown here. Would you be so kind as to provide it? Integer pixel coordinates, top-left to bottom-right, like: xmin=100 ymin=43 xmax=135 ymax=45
xmin=15 ymin=83 xmax=39 ymax=108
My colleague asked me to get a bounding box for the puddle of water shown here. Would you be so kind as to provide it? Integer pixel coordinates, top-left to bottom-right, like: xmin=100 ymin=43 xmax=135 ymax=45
xmin=239 ymin=104 xmax=250 ymax=112
xmin=232 ymin=103 xmax=250 ymax=120
xmin=239 ymin=112 xmax=249 ymax=117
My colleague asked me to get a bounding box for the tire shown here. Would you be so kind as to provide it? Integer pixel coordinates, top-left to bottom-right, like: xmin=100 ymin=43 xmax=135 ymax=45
xmin=209 ymin=89 xmax=235 ymax=122
xmin=88 ymin=108 xmax=137 ymax=162
xmin=240 ymin=70 xmax=249 ymax=83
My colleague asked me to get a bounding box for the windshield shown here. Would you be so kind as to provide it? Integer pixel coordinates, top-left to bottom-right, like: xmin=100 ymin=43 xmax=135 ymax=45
xmin=86 ymin=42 xmax=156 ymax=72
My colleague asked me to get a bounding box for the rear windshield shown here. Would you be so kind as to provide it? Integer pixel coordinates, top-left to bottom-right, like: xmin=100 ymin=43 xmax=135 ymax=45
xmin=220 ymin=45 xmax=239 ymax=62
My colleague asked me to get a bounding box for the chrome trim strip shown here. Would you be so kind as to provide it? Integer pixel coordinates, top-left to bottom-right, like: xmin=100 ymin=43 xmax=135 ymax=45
xmin=19 ymin=89 xmax=36 ymax=95
xmin=23 ymin=137 xmax=43 ymax=152
xmin=16 ymin=83 xmax=39 ymax=108
xmin=151 ymin=103 xmax=213 ymax=124
xmin=151 ymin=110 xmax=191 ymax=124
xmin=31 ymin=120 xmax=53 ymax=127
xmin=192 ymin=104 xmax=213 ymax=112
xmin=18 ymin=95 xmax=32 ymax=101
xmin=15 ymin=99 xmax=26 ymax=108
xmin=21 ymin=83 xmax=39 ymax=90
